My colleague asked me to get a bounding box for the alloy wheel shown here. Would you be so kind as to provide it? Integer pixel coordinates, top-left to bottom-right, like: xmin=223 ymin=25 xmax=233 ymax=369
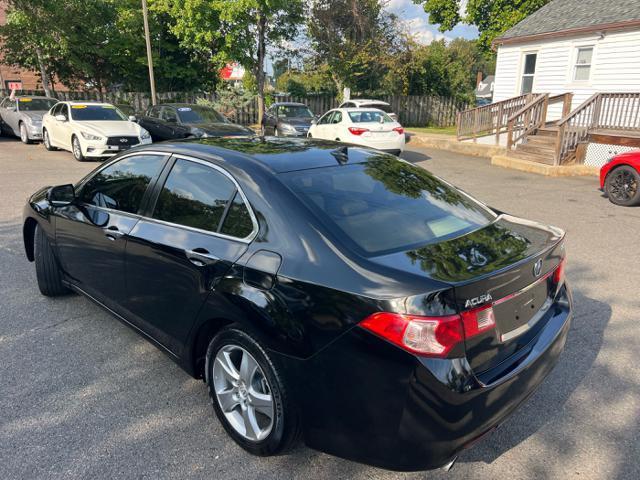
xmin=609 ymin=170 xmax=638 ymax=202
xmin=73 ymin=138 xmax=82 ymax=159
xmin=44 ymin=130 xmax=50 ymax=149
xmin=212 ymin=345 xmax=274 ymax=442
xmin=20 ymin=124 xmax=28 ymax=143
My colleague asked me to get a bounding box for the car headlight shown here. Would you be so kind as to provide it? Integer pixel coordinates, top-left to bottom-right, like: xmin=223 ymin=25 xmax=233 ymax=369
xmin=140 ymin=129 xmax=151 ymax=140
xmin=280 ymin=123 xmax=296 ymax=133
xmin=80 ymin=131 xmax=103 ymax=141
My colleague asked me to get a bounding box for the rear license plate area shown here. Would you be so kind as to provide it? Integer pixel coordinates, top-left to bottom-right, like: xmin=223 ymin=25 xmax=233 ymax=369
xmin=493 ymin=280 xmax=549 ymax=341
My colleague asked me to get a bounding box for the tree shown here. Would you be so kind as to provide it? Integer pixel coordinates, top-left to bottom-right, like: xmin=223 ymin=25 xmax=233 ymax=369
xmin=154 ymin=0 xmax=304 ymax=125
xmin=307 ymin=0 xmax=400 ymax=96
xmin=414 ymin=0 xmax=551 ymax=52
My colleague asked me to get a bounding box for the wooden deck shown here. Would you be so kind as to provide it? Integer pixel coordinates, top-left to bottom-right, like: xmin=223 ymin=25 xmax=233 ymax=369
xmin=588 ymin=129 xmax=640 ymax=147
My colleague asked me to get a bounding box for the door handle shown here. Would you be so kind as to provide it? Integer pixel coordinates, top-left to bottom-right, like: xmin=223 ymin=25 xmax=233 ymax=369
xmin=186 ymin=248 xmax=219 ymax=267
xmin=104 ymin=225 xmax=125 ymax=241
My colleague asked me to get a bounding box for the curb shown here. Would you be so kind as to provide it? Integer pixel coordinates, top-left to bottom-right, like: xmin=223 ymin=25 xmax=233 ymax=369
xmin=491 ymin=155 xmax=599 ymax=177
xmin=407 ymin=133 xmax=506 ymax=158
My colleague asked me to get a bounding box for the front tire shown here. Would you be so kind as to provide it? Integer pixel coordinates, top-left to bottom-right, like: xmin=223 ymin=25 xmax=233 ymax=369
xmin=34 ymin=224 xmax=69 ymax=296
xmin=605 ymin=165 xmax=640 ymax=206
xmin=72 ymin=135 xmax=86 ymax=161
xmin=206 ymin=326 xmax=300 ymax=456
xmin=19 ymin=122 xmax=32 ymax=144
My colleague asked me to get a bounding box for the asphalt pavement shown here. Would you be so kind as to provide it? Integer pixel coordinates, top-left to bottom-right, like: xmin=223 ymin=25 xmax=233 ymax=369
xmin=1 ymin=135 xmax=638 ymax=479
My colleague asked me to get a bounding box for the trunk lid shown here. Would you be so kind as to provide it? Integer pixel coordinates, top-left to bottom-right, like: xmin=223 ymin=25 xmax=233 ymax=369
xmin=373 ymin=215 xmax=565 ymax=373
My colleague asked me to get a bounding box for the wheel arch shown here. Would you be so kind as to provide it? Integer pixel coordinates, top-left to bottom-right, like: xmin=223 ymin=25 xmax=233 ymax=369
xmin=190 ymin=316 xmax=235 ymax=379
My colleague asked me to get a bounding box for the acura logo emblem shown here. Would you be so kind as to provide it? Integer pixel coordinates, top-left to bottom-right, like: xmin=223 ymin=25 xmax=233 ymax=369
xmin=533 ymin=259 xmax=543 ymax=277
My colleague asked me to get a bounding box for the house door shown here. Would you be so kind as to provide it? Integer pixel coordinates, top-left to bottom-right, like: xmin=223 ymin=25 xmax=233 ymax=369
xmin=521 ymin=53 xmax=537 ymax=94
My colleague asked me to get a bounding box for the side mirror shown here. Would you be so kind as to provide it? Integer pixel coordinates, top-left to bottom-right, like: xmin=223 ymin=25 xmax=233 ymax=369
xmin=310 ymin=119 xmax=317 ymax=125
xmin=47 ymin=184 xmax=75 ymax=206
xmin=55 ymin=114 xmax=67 ymax=122
xmin=7 ymin=105 xmax=16 ymax=111
xmin=128 ymin=115 xmax=137 ymax=122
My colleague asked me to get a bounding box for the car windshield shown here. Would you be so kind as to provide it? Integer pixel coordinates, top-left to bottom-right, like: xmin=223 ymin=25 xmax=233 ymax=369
xmin=177 ymin=106 xmax=228 ymax=124
xmin=281 ymin=157 xmax=496 ymax=255
xmin=361 ymin=103 xmax=392 ymax=113
xmin=17 ymin=98 xmax=57 ymax=111
xmin=277 ymin=105 xmax=313 ymax=118
xmin=70 ymin=105 xmax=127 ymax=121
xmin=348 ymin=111 xmax=393 ymax=123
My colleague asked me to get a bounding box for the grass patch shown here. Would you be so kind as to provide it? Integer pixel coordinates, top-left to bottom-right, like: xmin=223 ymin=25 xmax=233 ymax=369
xmin=407 ymin=126 xmax=457 ymax=135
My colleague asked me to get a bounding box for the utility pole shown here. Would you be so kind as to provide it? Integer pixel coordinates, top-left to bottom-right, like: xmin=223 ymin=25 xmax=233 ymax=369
xmin=141 ymin=0 xmax=157 ymax=105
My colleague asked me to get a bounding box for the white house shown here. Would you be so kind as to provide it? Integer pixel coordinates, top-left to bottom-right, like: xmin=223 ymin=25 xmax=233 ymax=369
xmin=493 ymin=0 xmax=640 ymax=121
xmin=458 ymin=0 xmax=640 ymax=168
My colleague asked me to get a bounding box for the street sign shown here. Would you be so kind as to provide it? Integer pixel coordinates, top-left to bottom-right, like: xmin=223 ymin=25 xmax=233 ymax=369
xmin=6 ymin=81 xmax=22 ymax=90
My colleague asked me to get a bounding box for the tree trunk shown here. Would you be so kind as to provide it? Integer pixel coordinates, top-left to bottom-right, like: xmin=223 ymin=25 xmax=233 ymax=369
xmin=34 ymin=46 xmax=53 ymax=98
xmin=255 ymin=13 xmax=267 ymax=128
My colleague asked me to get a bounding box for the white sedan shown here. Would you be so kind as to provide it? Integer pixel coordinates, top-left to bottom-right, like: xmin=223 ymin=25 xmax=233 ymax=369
xmin=42 ymin=101 xmax=152 ymax=161
xmin=307 ymin=108 xmax=405 ymax=154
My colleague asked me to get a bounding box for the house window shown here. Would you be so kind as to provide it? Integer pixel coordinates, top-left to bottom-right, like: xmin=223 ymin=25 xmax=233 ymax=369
xmin=521 ymin=53 xmax=537 ymax=94
xmin=574 ymin=47 xmax=593 ymax=81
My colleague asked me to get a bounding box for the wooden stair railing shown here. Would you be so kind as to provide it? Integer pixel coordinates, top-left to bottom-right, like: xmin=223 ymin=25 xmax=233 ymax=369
xmin=506 ymin=94 xmax=548 ymax=150
xmin=456 ymin=94 xmax=532 ymax=143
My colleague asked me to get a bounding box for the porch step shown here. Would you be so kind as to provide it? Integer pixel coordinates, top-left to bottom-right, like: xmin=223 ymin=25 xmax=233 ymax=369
xmin=525 ymin=135 xmax=556 ymax=147
xmin=535 ymin=126 xmax=559 ymax=137
xmin=508 ymin=149 xmax=556 ymax=165
xmin=516 ymin=143 xmax=556 ymax=156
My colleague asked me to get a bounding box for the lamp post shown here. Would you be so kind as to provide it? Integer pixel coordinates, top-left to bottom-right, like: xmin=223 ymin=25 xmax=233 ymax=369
xmin=142 ymin=0 xmax=157 ymax=105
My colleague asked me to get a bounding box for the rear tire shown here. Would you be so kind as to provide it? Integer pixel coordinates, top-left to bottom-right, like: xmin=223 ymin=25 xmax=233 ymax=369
xmin=43 ymin=129 xmax=57 ymax=151
xmin=605 ymin=165 xmax=640 ymax=206
xmin=72 ymin=135 xmax=86 ymax=161
xmin=34 ymin=224 xmax=69 ymax=296
xmin=206 ymin=326 xmax=301 ymax=456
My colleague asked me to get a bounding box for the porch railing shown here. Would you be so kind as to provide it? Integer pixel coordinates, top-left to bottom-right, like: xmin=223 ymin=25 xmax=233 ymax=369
xmin=555 ymin=92 xmax=640 ymax=164
xmin=456 ymin=94 xmax=532 ymax=142
xmin=506 ymin=94 xmax=548 ymax=149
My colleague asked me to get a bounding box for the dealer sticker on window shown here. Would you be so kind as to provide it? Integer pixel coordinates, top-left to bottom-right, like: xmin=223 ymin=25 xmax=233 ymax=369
xmin=178 ymin=107 xmax=192 ymax=112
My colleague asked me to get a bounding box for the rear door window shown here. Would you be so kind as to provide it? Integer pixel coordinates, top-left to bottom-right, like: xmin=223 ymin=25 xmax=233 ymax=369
xmin=79 ymin=154 xmax=166 ymax=214
xmin=152 ymin=159 xmax=237 ymax=233
xmin=281 ymin=158 xmax=496 ymax=255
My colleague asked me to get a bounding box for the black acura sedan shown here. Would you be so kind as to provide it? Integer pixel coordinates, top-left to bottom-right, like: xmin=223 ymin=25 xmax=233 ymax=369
xmin=23 ymin=138 xmax=571 ymax=471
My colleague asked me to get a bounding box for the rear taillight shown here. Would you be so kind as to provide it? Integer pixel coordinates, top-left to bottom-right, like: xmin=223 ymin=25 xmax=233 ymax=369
xmin=393 ymin=127 xmax=404 ymax=135
xmin=553 ymin=257 xmax=566 ymax=285
xmin=461 ymin=304 xmax=496 ymax=338
xmin=360 ymin=312 xmax=463 ymax=357
xmin=348 ymin=127 xmax=369 ymax=136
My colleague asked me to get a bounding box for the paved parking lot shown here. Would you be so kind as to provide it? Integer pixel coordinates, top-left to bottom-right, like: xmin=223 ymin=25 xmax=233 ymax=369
xmin=1 ymin=136 xmax=639 ymax=480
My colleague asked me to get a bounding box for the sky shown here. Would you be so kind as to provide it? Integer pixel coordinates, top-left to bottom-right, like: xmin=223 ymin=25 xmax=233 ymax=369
xmin=386 ymin=0 xmax=479 ymax=44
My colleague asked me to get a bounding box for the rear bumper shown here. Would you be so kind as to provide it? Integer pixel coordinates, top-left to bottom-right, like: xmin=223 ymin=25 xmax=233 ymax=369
xmin=280 ymin=284 xmax=572 ymax=471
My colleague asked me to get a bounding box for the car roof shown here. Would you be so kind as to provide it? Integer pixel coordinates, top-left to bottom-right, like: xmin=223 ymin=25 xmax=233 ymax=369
xmin=330 ymin=107 xmax=386 ymax=113
xmin=63 ymin=101 xmax=114 ymax=106
xmin=346 ymin=99 xmax=391 ymax=106
xmin=134 ymin=137 xmax=387 ymax=174
xmin=271 ymin=102 xmax=308 ymax=107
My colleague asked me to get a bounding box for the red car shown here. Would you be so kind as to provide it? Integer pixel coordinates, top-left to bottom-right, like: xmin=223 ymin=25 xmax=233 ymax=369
xmin=600 ymin=151 xmax=640 ymax=206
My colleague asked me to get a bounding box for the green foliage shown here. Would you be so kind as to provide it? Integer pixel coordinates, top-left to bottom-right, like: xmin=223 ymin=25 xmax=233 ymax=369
xmin=307 ymin=0 xmax=400 ymax=94
xmin=197 ymin=85 xmax=255 ymax=118
xmin=0 ymin=0 xmax=215 ymax=92
xmin=275 ymin=65 xmax=337 ymax=96
xmin=415 ymin=0 xmax=552 ymax=52
xmin=154 ymin=0 xmax=305 ymax=123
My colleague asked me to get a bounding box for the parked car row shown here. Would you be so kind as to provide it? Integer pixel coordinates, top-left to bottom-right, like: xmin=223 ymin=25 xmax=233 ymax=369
xmin=1 ymin=95 xmax=405 ymax=160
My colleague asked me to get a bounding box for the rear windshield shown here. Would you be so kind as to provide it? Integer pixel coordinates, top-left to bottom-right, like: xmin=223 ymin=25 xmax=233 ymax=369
xmin=361 ymin=103 xmax=392 ymax=113
xmin=70 ymin=105 xmax=127 ymax=121
xmin=348 ymin=111 xmax=393 ymax=123
xmin=177 ymin=106 xmax=228 ymax=124
xmin=281 ymin=157 xmax=496 ymax=255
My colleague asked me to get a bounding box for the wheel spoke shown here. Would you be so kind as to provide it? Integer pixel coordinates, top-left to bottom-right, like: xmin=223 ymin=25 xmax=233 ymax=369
xmin=239 ymin=350 xmax=258 ymax=384
xmin=216 ymin=350 xmax=240 ymax=383
xmin=216 ymin=388 xmax=239 ymax=413
xmin=242 ymin=405 xmax=261 ymax=440
xmin=248 ymin=388 xmax=273 ymax=418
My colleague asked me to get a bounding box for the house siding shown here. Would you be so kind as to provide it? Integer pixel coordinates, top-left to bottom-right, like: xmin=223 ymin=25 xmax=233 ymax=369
xmin=494 ymin=28 xmax=640 ymax=119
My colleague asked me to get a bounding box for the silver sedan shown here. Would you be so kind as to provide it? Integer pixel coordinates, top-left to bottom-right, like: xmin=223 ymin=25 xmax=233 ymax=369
xmin=0 ymin=96 xmax=57 ymax=143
